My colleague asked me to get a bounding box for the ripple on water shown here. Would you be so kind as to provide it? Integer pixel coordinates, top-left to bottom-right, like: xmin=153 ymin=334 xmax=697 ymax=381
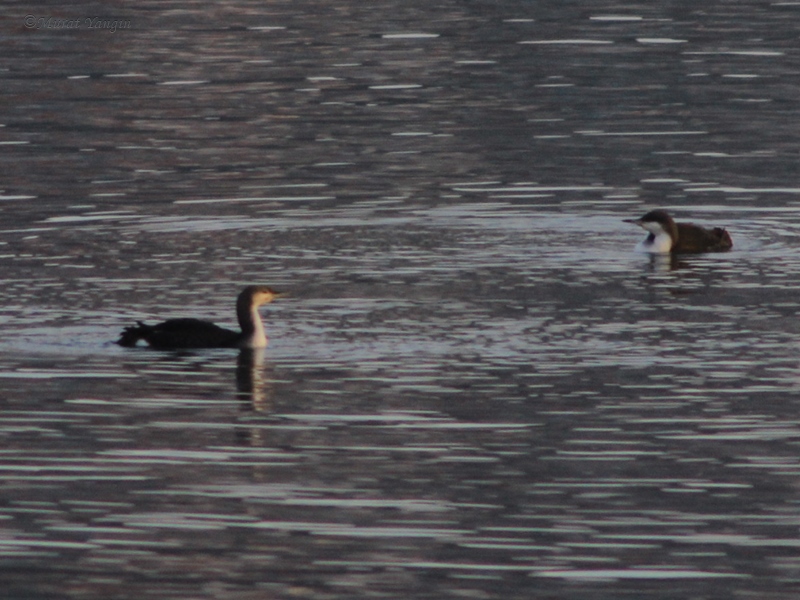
xmin=4 ymin=0 xmax=800 ymax=596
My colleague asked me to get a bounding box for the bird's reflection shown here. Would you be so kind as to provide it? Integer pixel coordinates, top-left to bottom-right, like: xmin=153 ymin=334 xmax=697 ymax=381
xmin=235 ymin=348 xmax=276 ymax=448
xmin=647 ymin=252 xmax=688 ymax=272
xmin=235 ymin=348 xmax=281 ymax=468
xmin=638 ymin=252 xmax=733 ymax=300
xmin=236 ymin=348 xmax=272 ymax=412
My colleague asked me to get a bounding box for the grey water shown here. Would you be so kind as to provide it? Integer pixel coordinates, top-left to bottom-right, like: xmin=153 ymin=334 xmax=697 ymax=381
xmin=2 ymin=1 xmax=800 ymax=598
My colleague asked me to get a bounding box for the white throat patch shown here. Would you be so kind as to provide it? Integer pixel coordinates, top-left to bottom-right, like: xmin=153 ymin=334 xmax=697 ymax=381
xmin=636 ymin=222 xmax=673 ymax=253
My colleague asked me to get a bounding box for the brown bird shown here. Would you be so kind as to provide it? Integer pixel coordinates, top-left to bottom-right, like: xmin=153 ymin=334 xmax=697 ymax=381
xmin=625 ymin=209 xmax=732 ymax=254
xmin=117 ymin=285 xmax=282 ymax=349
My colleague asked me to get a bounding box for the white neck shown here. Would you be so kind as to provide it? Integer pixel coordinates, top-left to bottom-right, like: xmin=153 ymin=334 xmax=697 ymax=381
xmin=242 ymin=305 xmax=268 ymax=348
xmin=636 ymin=224 xmax=673 ymax=253
xmin=636 ymin=232 xmax=672 ymax=253
xmin=237 ymin=294 xmax=268 ymax=349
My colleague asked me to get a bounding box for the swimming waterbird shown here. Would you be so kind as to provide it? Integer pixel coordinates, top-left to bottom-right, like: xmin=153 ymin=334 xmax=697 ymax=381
xmin=117 ymin=285 xmax=282 ymax=349
xmin=625 ymin=209 xmax=732 ymax=254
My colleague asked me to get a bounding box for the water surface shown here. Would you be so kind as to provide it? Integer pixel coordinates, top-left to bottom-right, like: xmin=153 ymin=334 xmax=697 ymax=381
xmin=3 ymin=1 xmax=800 ymax=598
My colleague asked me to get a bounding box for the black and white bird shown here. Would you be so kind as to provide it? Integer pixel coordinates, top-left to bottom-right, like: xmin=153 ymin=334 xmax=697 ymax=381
xmin=625 ymin=210 xmax=732 ymax=254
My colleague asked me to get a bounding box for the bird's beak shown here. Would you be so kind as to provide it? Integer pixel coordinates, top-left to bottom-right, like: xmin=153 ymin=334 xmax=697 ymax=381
xmin=623 ymin=218 xmax=643 ymax=226
xmin=272 ymin=291 xmax=287 ymax=298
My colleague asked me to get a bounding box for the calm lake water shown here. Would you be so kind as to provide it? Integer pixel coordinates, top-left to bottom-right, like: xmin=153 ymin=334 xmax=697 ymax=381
xmin=3 ymin=1 xmax=800 ymax=598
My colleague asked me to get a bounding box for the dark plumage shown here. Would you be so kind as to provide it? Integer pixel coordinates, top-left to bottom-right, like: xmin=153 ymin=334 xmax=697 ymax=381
xmin=117 ymin=286 xmax=282 ymax=350
xmin=625 ymin=209 xmax=732 ymax=254
xmin=118 ymin=318 xmax=242 ymax=349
